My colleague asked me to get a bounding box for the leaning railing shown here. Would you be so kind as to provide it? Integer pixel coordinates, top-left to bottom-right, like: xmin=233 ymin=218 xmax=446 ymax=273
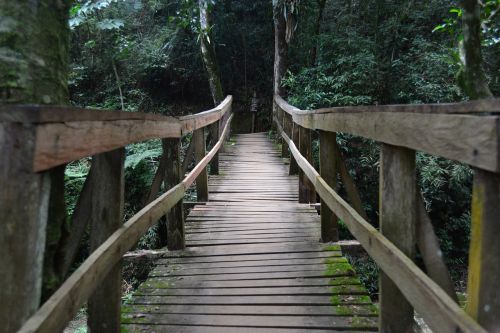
xmin=273 ymin=94 xmax=500 ymax=333
xmin=0 ymin=96 xmax=232 ymax=332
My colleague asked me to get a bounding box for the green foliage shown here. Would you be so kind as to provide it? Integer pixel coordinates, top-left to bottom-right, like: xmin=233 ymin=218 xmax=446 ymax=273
xmin=346 ymin=254 xmax=379 ymax=298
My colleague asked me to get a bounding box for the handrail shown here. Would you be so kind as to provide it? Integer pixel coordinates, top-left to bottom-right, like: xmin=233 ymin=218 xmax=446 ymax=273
xmin=179 ymin=95 xmax=233 ymax=133
xmin=1 ymin=96 xmax=232 ymax=172
xmin=274 ymin=117 xmax=485 ymax=333
xmin=18 ymin=113 xmax=233 ymax=333
xmin=275 ymin=94 xmax=500 ymax=172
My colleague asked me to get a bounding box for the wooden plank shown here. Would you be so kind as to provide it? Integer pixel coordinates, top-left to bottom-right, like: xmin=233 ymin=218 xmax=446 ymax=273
xmin=179 ymin=96 xmax=232 ymax=133
xmin=136 ymin=285 xmax=367 ymax=296
xmin=122 ymin=304 xmax=377 ymax=316
xmin=0 ymin=104 xmax=177 ymax=123
xmin=275 ymin=95 xmax=500 ymax=172
xmin=88 ymin=148 xmax=125 ymax=333
xmin=143 ymin=277 xmax=361 ymax=289
xmin=319 ymin=130 xmax=339 ymax=242
xmin=121 ymin=313 xmax=377 ymax=330
xmin=467 ymin=169 xmax=500 ymax=330
xmin=128 ymin=295 xmax=372 ymax=305
xmin=33 ymin=118 xmax=181 ymax=172
xmin=379 ymin=144 xmax=416 ymax=332
xmin=0 ymin=123 xmax=50 ymax=333
xmin=279 ymin=125 xmax=486 ymax=333
xmin=275 ymin=94 xmax=500 ymax=115
xmin=193 ymin=127 xmax=209 ymax=202
xmin=164 ymin=138 xmax=185 ymax=250
xmin=121 ymin=324 xmax=372 ymax=333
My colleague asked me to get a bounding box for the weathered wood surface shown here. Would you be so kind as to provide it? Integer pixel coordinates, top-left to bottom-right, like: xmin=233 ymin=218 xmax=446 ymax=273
xmin=123 ymin=133 xmax=378 ymax=332
xmin=274 ymin=118 xmax=486 ymax=333
xmin=379 ymin=144 xmax=416 ymax=333
xmin=17 ymin=113 xmax=234 ymax=333
xmin=88 ymin=149 xmax=125 ymax=333
xmin=0 ymin=123 xmax=50 ymax=333
xmin=179 ymin=95 xmax=232 ymax=133
xmin=275 ymin=95 xmax=500 ymax=172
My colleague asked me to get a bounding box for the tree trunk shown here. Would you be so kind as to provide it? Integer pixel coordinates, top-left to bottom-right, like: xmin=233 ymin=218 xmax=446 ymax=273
xmin=310 ymin=0 xmax=327 ymax=66
xmin=459 ymin=0 xmax=493 ymax=99
xmin=273 ymin=0 xmax=288 ymax=98
xmin=199 ymin=0 xmax=224 ymax=105
xmin=0 ymin=0 xmax=72 ymax=323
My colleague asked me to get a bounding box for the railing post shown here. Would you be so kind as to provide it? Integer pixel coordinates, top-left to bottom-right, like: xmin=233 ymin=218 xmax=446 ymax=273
xmin=466 ymin=169 xmax=500 ymax=330
xmin=209 ymin=121 xmax=220 ymax=175
xmin=164 ymin=138 xmax=185 ymax=250
xmin=319 ymin=130 xmax=339 ymax=242
xmin=281 ymin=110 xmax=289 ymax=158
xmin=379 ymin=144 xmax=416 ymax=333
xmin=289 ymin=121 xmax=299 ymax=175
xmin=194 ymin=127 xmax=209 ymax=201
xmin=298 ymin=126 xmax=315 ymax=203
xmin=88 ymin=148 xmax=125 ymax=333
xmin=0 ymin=123 xmax=51 ymax=333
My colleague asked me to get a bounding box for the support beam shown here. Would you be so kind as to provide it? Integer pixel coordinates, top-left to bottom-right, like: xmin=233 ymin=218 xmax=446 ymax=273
xmin=379 ymin=144 xmax=416 ymax=333
xmin=88 ymin=148 xmax=125 ymax=333
xmin=163 ymin=138 xmax=185 ymax=250
xmin=194 ymin=128 xmax=209 ymax=202
xmin=289 ymin=122 xmax=299 ymax=175
xmin=319 ymin=130 xmax=339 ymax=242
xmin=209 ymin=121 xmax=220 ymax=175
xmin=0 ymin=123 xmax=50 ymax=333
xmin=298 ymin=126 xmax=315 ymax=203
xmin=467 ymin=169 xmax=500 ymax=330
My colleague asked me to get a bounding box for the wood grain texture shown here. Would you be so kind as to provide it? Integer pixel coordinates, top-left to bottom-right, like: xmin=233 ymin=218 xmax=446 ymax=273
xmin=275 ymin=95 xmax=500 ymax=172
xmin=88 ymin=149 xmax=125 ymax=333
xmin=123 ymin=133 xmax=378 ymax=332
xmin=0 ymin=123 xmax=50 ymax=333
xmin=33 ymin=118 xmax=181 ymax=172
xmin=164 ymin=139 xmax=185 ymax=250
xmin=467 ymin=169 xmax=500 ymax=330
xmin=179 ymin=95 xmax=232 ymax=133
xmin=379 ymin=144 xmax=416 ymax=333
xmin=319 ymin=130 xmax=339 ymax=242
xmin=193 ymin=128 xmax=208 ymax=202
xmin=274 ymin=118 xmax=486 ymax=333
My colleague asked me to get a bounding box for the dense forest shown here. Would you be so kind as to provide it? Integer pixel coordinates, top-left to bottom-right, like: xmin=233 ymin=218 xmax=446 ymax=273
xmin=60 ymin=0 xmax=500 ymax=291
xmin=1 ymin=0 xmax=499 ymax=327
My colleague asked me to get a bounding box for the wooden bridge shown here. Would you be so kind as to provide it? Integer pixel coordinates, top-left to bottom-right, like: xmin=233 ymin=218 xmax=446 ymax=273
xmin=1 ymin=95 xmax=500 ymax=332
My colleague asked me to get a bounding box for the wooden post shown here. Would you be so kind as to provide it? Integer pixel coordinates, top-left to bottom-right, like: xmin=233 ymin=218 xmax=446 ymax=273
xmin=281 ymin=110 xmax=289 ymax=158
xmin=194 ymin=128 xmax=209 ymax=201
xmin=319 ymin=130 xmax=339 ymax=242
xmin=163 ymin=139 xmax=185 ymax=250
xmin=88 ymin=148 xmax=125 ymax=333
xmin=209 ymin=121 xmax=219 ymax=175
xmin=466 ymin=169 xmax=500 ymax=330
xmin=379 ymin=144 xmax=416 ymax=333
xmin=289 ymin=122 xmax=299 ymax=175
xmin=298 ymin=126 xmax=315 ymax=203
xmin=0 ymin=123 xmax=51 ymax=333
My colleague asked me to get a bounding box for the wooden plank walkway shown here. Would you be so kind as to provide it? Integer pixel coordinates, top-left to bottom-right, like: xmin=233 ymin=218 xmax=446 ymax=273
xmin=122 ymin=132 xmax=378 ymax=332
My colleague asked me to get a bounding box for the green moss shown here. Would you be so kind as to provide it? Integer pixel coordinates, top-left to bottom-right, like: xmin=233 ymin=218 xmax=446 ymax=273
xmin=324 ymin=262 xmax=356 ymax=277
xmin=328 ymin=276 xmax=361 ymax=286
xmin=323 ymin=257 xmax=348 ymax=265
xmin=323 ymin=244 xmax=341 ymax=251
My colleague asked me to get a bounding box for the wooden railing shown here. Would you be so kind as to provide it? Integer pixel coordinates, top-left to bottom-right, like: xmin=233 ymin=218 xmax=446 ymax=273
xmin=273 ymin=95 xmax=500 ymax=333
xmin=0 ymin=96 xmax=232 ymax=333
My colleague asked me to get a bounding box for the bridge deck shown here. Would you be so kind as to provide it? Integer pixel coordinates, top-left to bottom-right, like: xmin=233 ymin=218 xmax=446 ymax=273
xmin=122 ymin=133 xmax=378 ymax=332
